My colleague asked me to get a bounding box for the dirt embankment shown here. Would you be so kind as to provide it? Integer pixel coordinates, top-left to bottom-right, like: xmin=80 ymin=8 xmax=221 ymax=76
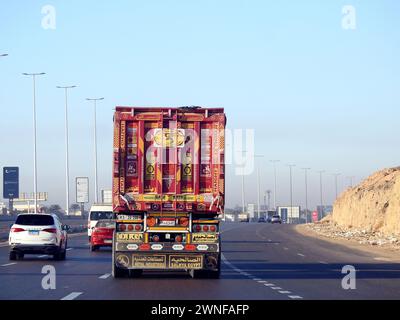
xmin=302 ymin=167 xmax=400 ymax=250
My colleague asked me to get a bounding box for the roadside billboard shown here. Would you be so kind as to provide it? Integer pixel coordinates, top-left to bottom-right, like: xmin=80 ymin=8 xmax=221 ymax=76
xmin=3 ymin=167 xmax=19 ymax=199
xmin=76 ymin=177 xmax=89 ymax=203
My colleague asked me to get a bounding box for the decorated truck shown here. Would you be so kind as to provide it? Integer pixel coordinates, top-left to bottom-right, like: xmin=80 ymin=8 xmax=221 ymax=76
xmin=111 ymin=106 xmax=226 ymax=278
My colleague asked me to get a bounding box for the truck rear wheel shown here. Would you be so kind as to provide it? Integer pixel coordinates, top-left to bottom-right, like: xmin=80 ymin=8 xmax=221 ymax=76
xmin=112 ymin=263 xmax=129 ymax=278
xmin=129 ymin=269 xmax=143 ymax=278
xmin=9 ymin=251 xmax=17 ymax=261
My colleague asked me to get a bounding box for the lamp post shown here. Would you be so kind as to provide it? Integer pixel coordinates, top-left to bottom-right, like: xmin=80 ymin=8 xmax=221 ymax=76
xmin=286 ymin=164 xmax=296 ymax=222
xmin=301 ymin=167 xmax=311 ymax=223
xmin=86 ymin=98 xmax=104 ymax=203
xmin=318 ymin=170 xmax=325 ymax=219
xmin=57 ymin=86 xmax=77 ymax=215
xmin=333 ymin=173 xmax=341 ymax=200
xmin=23 ymin=72 xmax=46 ymax=214
xmin=255 ymin=155 xmax=264 ymax=219
xmin=269 ymin=160 xmax=280 ymax=210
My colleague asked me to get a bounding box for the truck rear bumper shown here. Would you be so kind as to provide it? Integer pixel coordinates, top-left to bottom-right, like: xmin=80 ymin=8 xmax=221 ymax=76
xmin=114 ymin=251 xmax=220 ymax=271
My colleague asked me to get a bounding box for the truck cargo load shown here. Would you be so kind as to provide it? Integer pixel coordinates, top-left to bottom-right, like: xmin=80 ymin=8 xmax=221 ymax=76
xmin=111 ymin=106 xmax=226 ymax=278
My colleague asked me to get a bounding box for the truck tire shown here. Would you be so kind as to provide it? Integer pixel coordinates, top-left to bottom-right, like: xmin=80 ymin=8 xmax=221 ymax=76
xmin=112 ymin=263 xmax=129 ymax=278
xmin=9 ymin=251 xmax=17 ymax=261
xmin=129 ymin=269 xmax=143 ymax=278
xmin=17 ymin=252 xmax=24 ymax=260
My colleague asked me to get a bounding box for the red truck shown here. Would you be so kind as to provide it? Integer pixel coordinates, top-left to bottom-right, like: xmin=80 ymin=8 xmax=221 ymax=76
xmin=111 ymin=106 xmax=226 ymax=278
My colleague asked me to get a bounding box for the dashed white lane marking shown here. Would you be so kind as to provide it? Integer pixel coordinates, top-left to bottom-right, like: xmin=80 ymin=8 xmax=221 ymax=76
xmin=1 ymin=262 xmax=16 ymax=267
xmin=99 ymin=273 xmax=111 ymax=279
xmin=0 ymin=242 xmax=9 ymax=248
xmin=283 ymin=247 xmax=289 ymax=250
xmin=221 ymin=245 xmax=305 ymax=299
xmin=279 ymin=291 xmax=291 ymax=294
xmin=253 ymin=278 xmax=261 ymax=281
xmin=61 ymin=292 xmax=83 ymax=300
xmin=297 ymin=253 xmax=305 ymax=257
xmin=319 ymin=261 xmax=329 ymax=264
xmin=66 ymin=248 xmax=73 ymax=251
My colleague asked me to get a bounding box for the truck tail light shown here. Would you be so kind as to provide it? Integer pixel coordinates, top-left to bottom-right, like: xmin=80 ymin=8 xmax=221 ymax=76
xmin=139 ymin=243 xmax=151 ymax=251
xmin=127 ymin=224 xmax=134 ymax=231
xmin=193 ymin=225 xmax=201 ymax=232
xmin=11 ymin=228 xmax=25 ymax=233
xmin=42 ymin=228 xmax=57 ymax=233
xmin=119 ymin=224 xmax=127 ymax=232
xmin=175 ymin=235 xmax=183 ymax=243
xmin=202 ymin=225 xmax=209 ymax=232
xmin=178 ymin=217 xmax=189 ymax=227
xmin=152 ymin=235 xmax=160 ymax=242
xmin=147 ymin=217 xmax=157 ymax=227
xmin=135 ymin=224 xmax=142 ymax=231
xmin=210 ymin=225 xmax=217 ymax=232
xmin=185 ymin=244 xmax=196 ymax=251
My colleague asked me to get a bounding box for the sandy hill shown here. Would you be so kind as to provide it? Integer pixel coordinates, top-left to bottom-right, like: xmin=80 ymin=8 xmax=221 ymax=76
xmin=332 ymin=167 xmax=400 ymax=236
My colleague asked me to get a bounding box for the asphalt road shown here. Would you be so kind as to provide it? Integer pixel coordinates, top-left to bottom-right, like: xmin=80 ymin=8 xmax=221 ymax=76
xmin=0 ymin=222 xmax=399 ymax=300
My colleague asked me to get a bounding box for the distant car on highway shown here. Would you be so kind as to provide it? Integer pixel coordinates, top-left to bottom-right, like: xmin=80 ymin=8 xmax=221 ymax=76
xmin=270 ymin=215 xmax=282 ymax=224
xmin=88 ymin=204 xmax=113 ymax=241
xmin=8 ymin=213 xmax=68 ymax=260
xmin=258 ymin=217 xmax=266 ymax=223
xmin=90 ymin=220 xmax=115 ymax=251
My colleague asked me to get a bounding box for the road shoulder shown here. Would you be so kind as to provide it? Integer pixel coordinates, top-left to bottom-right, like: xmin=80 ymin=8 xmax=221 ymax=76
xmin=295 ymin=224 xmax=400 ymax=262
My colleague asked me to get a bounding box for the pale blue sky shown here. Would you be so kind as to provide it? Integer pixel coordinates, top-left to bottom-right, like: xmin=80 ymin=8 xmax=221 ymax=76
xmin=0 ymin=0 xmax=399 ymax=210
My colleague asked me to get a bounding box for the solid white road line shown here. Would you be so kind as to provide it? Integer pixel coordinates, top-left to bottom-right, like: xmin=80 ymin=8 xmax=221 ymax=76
xmin=279 ymin=291 xmax=291 ymax=294
xmin=61 ymin=292 xmax=83 ymax=300
xmin=297 ymin=253 xmax=305 ymax=257
xmin=271 ymin=287 xmax=282 ymax=290
xmin=319 ymin=261 xmax=329 ymax=264
xmin=99 ymin=273 xmax=111 ymax=279
xmin=257 ymin=280 xmax=267 ymax=283
xmin=1 ymin=262 xmax=16 ymax=267
xmin=66 ymin=248 xmax=73 ymax=251
xmin=288 ymin=295 xmax=303 ymax=299
xmin=264 ymin=283 xmax=275 ymax=287
xmin=374 ymin=257 xmax=392 ymax=262
xmin=0 ymin=242 xmax=9 ymax=248
xmin=38 ymin=255 xmax=48 ymax=258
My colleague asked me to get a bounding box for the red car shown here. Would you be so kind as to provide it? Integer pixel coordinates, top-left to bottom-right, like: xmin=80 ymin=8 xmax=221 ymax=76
xmin=90 ymin=220 xmax=115 ymax=251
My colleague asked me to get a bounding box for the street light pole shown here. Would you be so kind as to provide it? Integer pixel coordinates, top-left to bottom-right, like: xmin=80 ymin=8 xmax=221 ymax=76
xmin=86 ymin=98 xmax=104 ymax=203
xmin=333 ymin=173 xmax=341 ymax=200
xmin=23 ymin=72 xmax=46 ymax=214
xmin=301 ymin=168 xmax=311 ymax=223
xmin=269 ymin=160 xmax=280 ymax=210
xmin=347 ymin=176 xmax=355 ymax=188
xmin=0 ymin=54 xmax=8 ymax=57
xmin=318 ymin=170 xmax=325 ymax=219
xmin=255 ymin=155 xmax=264 ymax=219
xmin=287 ymin=164 xmax=295 ymax=222
xmin=57 ymin=86 xmax=77 ymax=216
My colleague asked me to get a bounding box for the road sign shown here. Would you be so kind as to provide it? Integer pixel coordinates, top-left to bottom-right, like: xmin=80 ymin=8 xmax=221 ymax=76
xmin=312 ymin=211 xmax=318 ymax=222
xmin=76 ymin=177 xmax=89 ymax=203
xmin=3 ymin=167 xmax=19 ymax=199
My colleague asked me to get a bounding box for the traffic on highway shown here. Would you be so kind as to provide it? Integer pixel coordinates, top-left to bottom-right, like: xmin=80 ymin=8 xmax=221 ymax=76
xmin=1 ymin=1 xmax=400 ymax=317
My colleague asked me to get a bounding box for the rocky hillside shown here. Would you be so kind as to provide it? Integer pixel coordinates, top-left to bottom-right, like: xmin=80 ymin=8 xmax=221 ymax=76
xmin=331 ymin=167 xmax=400 ymax=236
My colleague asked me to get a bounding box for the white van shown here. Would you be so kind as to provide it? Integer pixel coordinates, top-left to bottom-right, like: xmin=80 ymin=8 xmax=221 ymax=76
xmin=88 ymin=204 xmax=113 ymax=241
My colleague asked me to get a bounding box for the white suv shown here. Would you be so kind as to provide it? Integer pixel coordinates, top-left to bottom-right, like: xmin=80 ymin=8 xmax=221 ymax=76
xmin=9 ymin=213 xmax=68 ymax=260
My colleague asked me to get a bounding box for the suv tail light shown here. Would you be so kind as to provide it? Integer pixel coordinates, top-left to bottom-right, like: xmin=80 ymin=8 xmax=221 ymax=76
xmin=11 ymin=228 xmax=25 ymax=233
xmin=42 ymin=228 xmax=57 ymax=233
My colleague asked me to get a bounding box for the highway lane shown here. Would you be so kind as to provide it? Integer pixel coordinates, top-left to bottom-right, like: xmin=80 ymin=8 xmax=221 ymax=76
xmin=0 ymin=222 xmax=399 ymax=300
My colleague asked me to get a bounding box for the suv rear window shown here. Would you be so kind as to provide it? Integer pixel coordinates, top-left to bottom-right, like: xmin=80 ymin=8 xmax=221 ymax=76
xmin=15 ymin=215 xmax=55 ymax=226
xmin=90 ymin=211 xmax=113 ymax=220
